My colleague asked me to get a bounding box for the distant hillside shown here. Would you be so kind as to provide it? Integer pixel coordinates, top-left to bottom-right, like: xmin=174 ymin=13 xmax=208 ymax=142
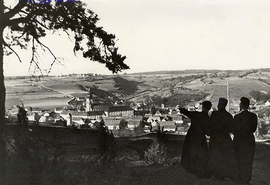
xmin=183 ymin=76 xmax=270 ymax=108
xmin=129 ymin=69 xmax=212 ymax=76
xmin=113 ymin=76 xmax=140 ymax=95
xmin=5 ymin=68 xmax=270 ymax=110
xmin=127 ymin=69 xmax=251 ymax=76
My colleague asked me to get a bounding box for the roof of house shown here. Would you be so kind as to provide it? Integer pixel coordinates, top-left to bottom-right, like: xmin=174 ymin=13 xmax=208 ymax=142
xmin=144 ymin=114 xmax=152 ymax=118
xmin=170 ymin=115 xmax=182 ymax=120
xmin=87 ymin=111 xmax=105 ymax=116
xmin=147 ymin=116 xmax=161 ymax=122
xmin=104 ymin=119 xmax=120 ymax=126
xmin=71 ymin=111 xmax=88 ymax=116
xmin=127 ymin=120 xmax=141 ymax=126
xmin=61 ymin=110 xmax=104 ymax=116
xmin=72 ymin=117 xmax=83 ymax=121
xmin=93 ymin=105 xmax=109 ymax=111
xmin=159 ymin=121 xmax=175 ymax=126
xmin=127 ymin=116 xmax=143 ymax=121
xmin=108 ymin=106 xmax=134 ymax=112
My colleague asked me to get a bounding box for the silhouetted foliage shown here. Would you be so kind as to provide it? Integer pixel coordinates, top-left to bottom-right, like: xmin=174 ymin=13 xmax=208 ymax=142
xmin=0 ymin=0 xmax=128 ymax=182
xmin=119 ymin=119 xmax=128 ymax=130
xmin=249 ymin=90 xmax=262 ymax=101
xmin=151 ymin=106 xmax=157 ymax=115
xmin=77 ymin=84 xmax=115 ymax=99
xmin=147 ymin=92 xmax=207 ymax=108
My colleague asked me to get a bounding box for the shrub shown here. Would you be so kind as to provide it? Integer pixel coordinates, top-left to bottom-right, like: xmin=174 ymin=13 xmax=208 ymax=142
xmin=119 ymin=119 xmax=128 ymax=130
xmin=144 ymin=140 xmax=167 ymax=165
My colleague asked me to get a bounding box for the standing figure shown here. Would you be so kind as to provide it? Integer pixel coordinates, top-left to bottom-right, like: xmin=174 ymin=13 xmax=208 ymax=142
xmin=17 ymin=105 xmax=28 ymax=128
xmin=233 ymin=97 xmax=257 ymax=183
xmin=34 ymin=112 xmax=40 ymax=126
xmin=180 ymin=101 xmax=212 ymax=177
xmin=207 ymin=98 xmax=238 ymax=179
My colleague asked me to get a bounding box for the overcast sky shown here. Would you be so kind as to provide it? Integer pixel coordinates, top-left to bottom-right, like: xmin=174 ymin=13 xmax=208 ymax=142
xmin=4 ymin=0 xmax=270 ymax=76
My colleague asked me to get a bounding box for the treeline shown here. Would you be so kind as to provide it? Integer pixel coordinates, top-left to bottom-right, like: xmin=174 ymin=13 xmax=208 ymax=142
xmin=149 ymin=92 xmax=207 ymax=107
xmin=130 ymin=69 xmax=220 ymax=75
xmin=77 ymin=84 xmax=115 ymax=99
xmin=170 ymin=74 xmax=204 ymax=85
xmin=113 ymin=76 xmax=140 ymax=95
xmin=249 ymin=90 xmax=270 ymax=102
xmin=5 ymin=76 xmax=29 ymax=80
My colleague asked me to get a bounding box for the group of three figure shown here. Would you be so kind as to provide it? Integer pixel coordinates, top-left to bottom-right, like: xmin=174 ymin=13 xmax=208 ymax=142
xmin=180 ymin=97 xmax=257 ymax=184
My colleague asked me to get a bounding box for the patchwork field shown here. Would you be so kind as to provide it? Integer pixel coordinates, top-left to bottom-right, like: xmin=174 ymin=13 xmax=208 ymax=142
xmin=5 ymin=69 xmax=270 ymax=112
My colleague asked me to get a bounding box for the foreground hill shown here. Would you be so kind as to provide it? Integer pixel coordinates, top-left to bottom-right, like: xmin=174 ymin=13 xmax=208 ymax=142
xmin=4 ymin=125 xmax=270 ymax=185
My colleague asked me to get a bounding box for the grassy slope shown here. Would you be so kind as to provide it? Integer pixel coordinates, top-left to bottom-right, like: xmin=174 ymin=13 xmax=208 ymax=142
xmin=183 ymin=76 xmax=270 ymax=108
xmin=4 ymin=125 xmax=270 ymax=185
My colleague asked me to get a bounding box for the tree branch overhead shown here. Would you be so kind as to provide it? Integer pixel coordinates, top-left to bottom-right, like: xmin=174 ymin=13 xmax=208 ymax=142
xmin=2 ymin=0 xmax=129 ymax=74
xmin=0 ymin=1 xmax=129 ymax=180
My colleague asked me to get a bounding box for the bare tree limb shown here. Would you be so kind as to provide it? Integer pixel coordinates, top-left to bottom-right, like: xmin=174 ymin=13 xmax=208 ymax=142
xmin=29 ymin=37 xmax=43 ymax=76
xmin=34 ymin=37 xmax=65 ymax=75
xmin=3 ymin=40 xmax=23 ymax=63
xmin=3 ymin=0 xmax=27 ymax=20
xmin=7 ymin=16 xmax=29 ymax=27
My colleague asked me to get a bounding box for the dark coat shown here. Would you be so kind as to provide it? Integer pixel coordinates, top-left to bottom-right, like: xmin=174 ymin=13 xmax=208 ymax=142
xmin=206 ymin=108 xmax=238 ymax=179
xmin=233 ymin=110 xmax=258 ymax=181
xmin=208 ymin=108 xmax=234 ymax=149
xmin=180 ymin=108 xmax=209 ymax=177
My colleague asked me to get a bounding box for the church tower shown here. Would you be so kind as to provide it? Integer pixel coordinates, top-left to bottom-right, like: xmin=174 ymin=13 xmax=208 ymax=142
xmin=86 ymin=87 xmax=93 ymax=111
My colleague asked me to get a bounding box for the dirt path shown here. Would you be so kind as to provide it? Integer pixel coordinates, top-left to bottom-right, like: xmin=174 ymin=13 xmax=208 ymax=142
xmin=36 ymin=82 xmax=75 ymax=105
xmin=36 ymin=82 xmax=74 ymax=98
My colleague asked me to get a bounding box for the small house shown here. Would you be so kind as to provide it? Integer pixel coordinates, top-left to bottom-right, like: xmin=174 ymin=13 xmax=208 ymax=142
xmin=127 ymin=116 xmax=143 ymax=130
xmin=60 ymin=109 xmax=105 ymax=126
xmin=159 ymin=121 xmax=176 ymax=132
xmin=265 ymin=100 xmax=270 ymax=106
xmin=103 ymin=118 xmax=121 ymax=130
xmin=147 ymin=115 xmax=161 ymax=123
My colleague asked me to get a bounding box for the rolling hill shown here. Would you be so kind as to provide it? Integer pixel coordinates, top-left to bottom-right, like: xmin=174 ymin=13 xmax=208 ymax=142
xmin=5 ymin=68 xmax=270 ymax=111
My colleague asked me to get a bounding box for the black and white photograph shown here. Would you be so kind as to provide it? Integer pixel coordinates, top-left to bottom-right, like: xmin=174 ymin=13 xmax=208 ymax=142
xmin=1 ymin=0 xmax=270 ymax=184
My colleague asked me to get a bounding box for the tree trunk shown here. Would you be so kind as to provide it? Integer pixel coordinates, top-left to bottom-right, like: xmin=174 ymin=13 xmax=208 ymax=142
xmin=0 ymin=0 xmax=7 ymax=182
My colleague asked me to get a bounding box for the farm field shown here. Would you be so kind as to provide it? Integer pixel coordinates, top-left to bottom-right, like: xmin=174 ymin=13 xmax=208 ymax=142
xmin=182 ymin=76 xmax=270 ymax=108
xmin=5 ymin=69 xmax=270 ymax=111
xmin=5 ymin=78 xmax=76 ymax=110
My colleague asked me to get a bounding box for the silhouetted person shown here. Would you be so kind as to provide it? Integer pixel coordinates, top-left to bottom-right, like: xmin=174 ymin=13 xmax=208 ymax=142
xmin=233 ymin=97 xmax=258 ymax=183
xmin=17 ymin=105 xmax=28 ymax=128
xmin=206 ymin=98 xmax=238 ymax=179
xmin=34 ymin=112 xmax=40 ymax=126
xmin=180 ymin=101 xmax=212 ymax=177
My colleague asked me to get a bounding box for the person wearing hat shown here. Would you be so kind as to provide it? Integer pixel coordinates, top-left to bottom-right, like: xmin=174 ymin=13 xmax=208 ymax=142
xmin=233 ymin=97 xmax=258 ymax=183
xmin=179 ymin=100 xmax=212 ymax=178
xmin=206 ymin=97 xmax=238 ymax=179
xmin=207 ymin=98 xmax=234 ymax=149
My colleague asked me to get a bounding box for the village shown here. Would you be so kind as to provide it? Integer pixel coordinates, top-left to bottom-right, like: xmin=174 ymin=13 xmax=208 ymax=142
xmin=5 ymin=87 xmax=270 ymax=138
xmin=4 ymin=69 xmax=270 ymax=138
xmin=5 ymin=90 xmax=191 ymax=136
